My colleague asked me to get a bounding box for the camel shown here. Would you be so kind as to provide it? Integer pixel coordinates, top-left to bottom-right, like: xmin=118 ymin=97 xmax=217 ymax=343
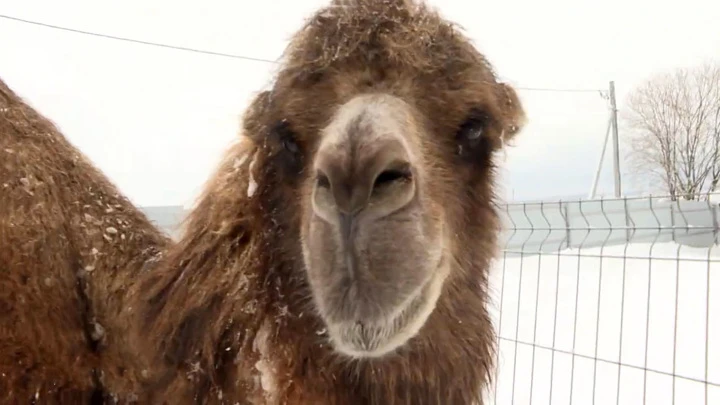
xmin=0 ymin=0 xmax=526 ymax=403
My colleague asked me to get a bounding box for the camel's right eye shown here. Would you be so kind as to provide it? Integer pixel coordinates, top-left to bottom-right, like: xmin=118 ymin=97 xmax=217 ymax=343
xmin=283 ymin=137 xmax=299 ymax=154
xmin=269 ymin=119 xmax=304 ymax=176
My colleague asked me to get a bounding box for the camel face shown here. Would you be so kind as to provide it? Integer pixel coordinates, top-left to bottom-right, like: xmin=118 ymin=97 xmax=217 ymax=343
xmin=240 ymin=0 xmax=526 ymax=361
xmin=301 ymin=93 xmax=448 ymax=358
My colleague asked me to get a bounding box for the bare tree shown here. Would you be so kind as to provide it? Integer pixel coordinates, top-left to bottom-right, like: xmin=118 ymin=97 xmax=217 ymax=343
xmin=623 ymin=62 xmax=720 ymax=200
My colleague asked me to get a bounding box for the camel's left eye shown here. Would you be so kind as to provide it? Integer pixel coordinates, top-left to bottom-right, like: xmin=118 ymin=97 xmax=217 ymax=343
xmin=456 ymin=109 xmax=489 ymax=144
xmin=455 ymin=109 xmax=494 ymax=161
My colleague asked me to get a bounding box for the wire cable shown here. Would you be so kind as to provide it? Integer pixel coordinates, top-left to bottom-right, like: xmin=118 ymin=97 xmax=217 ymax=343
xmin=0 ymin=14 xmax=279 ymax=64
xmin=0 ymin=13 xmax=606 ymax=93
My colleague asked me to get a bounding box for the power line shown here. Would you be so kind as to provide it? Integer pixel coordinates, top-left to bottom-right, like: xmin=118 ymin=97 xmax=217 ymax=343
xmin=515 ymin=87 xmax=604 ymax=93
xmin=0 ymin=14 xmax=278 ymax=64
xmin=0 ymin=13 xmax=605 ymax=93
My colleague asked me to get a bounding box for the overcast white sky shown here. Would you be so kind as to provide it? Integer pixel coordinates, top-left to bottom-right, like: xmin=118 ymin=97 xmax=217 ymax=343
xmin=1 ymin=0 xmax=718 ymax=207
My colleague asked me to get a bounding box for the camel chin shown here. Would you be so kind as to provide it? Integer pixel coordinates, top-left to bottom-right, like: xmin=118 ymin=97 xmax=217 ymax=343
xmin=326 ymin=259 xmax=449 ymax=359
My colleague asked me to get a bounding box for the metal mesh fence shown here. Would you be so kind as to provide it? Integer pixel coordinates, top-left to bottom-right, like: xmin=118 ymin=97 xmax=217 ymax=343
xmin=487 ymin=194 xmax=720 ymax=405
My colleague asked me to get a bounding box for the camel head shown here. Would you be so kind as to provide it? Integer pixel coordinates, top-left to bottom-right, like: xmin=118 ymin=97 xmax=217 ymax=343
xmin=240 ymin=0 xmax=526 ymax=360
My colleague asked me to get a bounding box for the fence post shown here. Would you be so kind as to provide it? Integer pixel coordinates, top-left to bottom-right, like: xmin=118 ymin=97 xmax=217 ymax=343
xmin=713 ymin=203 xmax=718 ymax=242
xmin=563 ymin=201 xmax=571 ymax=250
xmin=610 ymin=81 xmax=622 ymax=198
xmin=624 ymin=197 xmax=630 ymax=243
xmin=670 ymin=201 xmax=676 ymax=242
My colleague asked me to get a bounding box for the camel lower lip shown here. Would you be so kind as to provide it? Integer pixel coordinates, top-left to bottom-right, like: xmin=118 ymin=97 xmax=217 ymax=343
xmin=340 ymin=325 xmax=381 ymax=353
xmin=327 ymin=282 xmax=430 ymax=358
xmin=329 ymin=321 xmax=391 ymax=357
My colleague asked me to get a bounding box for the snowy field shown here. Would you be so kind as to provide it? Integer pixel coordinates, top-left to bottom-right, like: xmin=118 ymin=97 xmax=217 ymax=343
xmin=485 ymin=242 xmax=720 ymax=405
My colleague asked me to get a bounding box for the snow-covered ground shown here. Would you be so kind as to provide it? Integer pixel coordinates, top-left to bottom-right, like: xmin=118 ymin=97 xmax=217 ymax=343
xmin=486 ymin=242 xmax=720 ymax=405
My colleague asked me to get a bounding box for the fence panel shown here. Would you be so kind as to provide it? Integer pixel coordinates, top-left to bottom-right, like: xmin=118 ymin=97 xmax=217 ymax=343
xmin=488 ymin=195 xmax=720 ymax=405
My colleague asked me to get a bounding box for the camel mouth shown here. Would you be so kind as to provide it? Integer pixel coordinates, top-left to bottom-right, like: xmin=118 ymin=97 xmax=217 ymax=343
xmin=325 ymin=257 xmax=448 ymax=359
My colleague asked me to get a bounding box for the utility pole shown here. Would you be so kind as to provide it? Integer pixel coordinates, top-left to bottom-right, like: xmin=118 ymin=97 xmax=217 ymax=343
xmin=609 ymin=81 xmax=622 ymax=197
xmin=588 ymin=115 xmax=613 ymax=199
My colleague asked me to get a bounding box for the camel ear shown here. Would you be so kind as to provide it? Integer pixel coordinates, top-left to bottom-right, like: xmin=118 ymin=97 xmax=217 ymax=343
xmin=241 ymin=90 xmax=273 ymax=142
xmin=494 ymin=82 xmax=526 ymax=145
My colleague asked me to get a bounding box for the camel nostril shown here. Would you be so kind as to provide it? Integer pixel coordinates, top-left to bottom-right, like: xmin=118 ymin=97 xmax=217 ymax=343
xmin=316 ymin=171 xmax=331 ymax=189
xmin=373 ymin=167 xmax=412 ymax=189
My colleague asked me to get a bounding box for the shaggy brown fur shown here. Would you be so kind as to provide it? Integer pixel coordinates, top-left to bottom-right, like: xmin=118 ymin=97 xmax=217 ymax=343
xmin=0 ymin=0 xmax=525 ymax=404
xmin=0 ymin=80 xmax=170 ymax=402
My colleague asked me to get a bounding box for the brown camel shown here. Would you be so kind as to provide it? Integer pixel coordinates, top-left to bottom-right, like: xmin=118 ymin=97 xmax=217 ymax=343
xmin=0 ymin=0 xmax=526 ymax=403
